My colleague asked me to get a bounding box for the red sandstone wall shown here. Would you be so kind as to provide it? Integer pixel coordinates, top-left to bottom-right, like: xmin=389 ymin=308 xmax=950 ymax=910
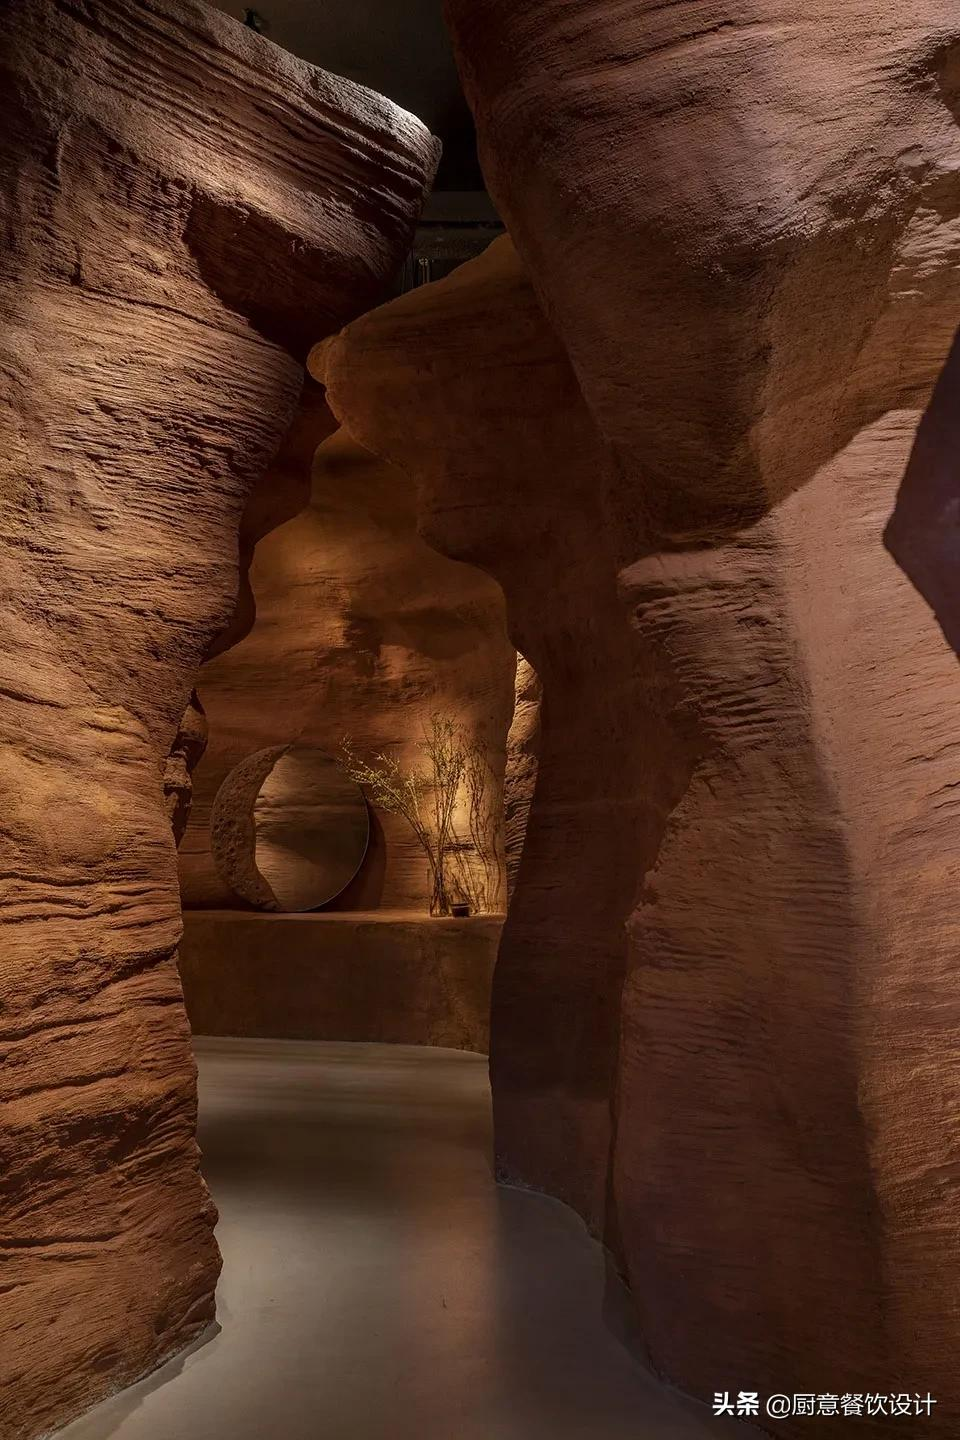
xmin=314 ymin=184 xmax=960 ymax=1440
xmin=440 ymin=2 xmax=960 ymax=1431
xmin=503 ymin=655 xmax=540 ymax=904
xmin=310 ymin=237 xmax=663 ymax=1229
xmin=178 ymin=423 xmax=516 ymax=914
xmin=0 ymin=2 xmax=436 ymax=1435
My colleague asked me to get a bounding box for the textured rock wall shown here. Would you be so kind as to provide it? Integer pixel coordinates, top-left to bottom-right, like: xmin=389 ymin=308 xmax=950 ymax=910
xmin=164 ymin=690 xmax=209 ymax=845
xmin=0 ymin=2 xmax=436 ymax=1435
xmin=503 ymin=656 xmax=540 ymax=903
xmin=310 ymin=237 xmax=662 ymax=1229
xmin=179 ymin=423 xmax=516 ymax=914
xmin=441 ymin=1 xmax=960 ymax=1430
xmin=311 ymin=15 xmax=960 ymax=1416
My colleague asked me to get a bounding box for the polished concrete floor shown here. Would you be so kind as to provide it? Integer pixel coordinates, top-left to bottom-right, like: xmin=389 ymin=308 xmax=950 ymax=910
xmin=60 ymin=1039 xmax=753 ymax=1440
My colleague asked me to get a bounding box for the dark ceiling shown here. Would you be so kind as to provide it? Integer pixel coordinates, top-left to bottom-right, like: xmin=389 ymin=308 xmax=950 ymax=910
xmin=214 ymin=0 xmax=483 ymax=190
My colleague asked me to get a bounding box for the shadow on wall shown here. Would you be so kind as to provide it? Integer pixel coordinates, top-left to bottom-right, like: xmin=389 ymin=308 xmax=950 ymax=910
xmin=326 ymin=807 xmax=388 ymax=909
xmin=884 ymin=323 xmax=960 ymax=654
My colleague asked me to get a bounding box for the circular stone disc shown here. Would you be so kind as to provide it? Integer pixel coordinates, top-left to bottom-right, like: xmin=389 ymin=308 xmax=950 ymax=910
xmin=211 ymin=744 xmax=369 ymax=912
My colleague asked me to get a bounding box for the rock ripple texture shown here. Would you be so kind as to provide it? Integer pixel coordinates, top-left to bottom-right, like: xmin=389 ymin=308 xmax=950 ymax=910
xmin=0 ymin=2 xmax=437 ymax=1435
xmin=346 ymin=0 xmax=960 ymax=1410
xmin=444 ymin=2 xmax=960 ymax=1432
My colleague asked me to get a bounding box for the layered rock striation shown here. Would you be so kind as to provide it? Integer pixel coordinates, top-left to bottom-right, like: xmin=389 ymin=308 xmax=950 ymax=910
xmin=441 ymin=2 xmax=960 ymax=1429
xmin=0 ymin=2 xmax=436 ymax=1434
xmin=310 ymin=236 xmax=652 ymax=1230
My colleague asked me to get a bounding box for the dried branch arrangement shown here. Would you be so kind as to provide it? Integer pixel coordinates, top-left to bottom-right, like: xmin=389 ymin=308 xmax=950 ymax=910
xmin=342 ymin=714 xmax=502 ymax=916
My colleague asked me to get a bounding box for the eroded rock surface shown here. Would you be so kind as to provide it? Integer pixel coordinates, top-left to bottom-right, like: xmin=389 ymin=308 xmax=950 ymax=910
xmin=311 ymin=236 xmax=654 ymax=1230
xmin=179 ymin=423 xmax=516 ymax=915
xmin=503 ymin=655 xmax=540 ymax=903
xmin=164 ymin=689 xmax=210 ymax=845
xmin=0 ymin=2 xmax=436 ymax=1434
xmin=317 ymin=158 xmax=960 ymax=1440
xmin=441 ymin=1 xmax=960 ymax=1429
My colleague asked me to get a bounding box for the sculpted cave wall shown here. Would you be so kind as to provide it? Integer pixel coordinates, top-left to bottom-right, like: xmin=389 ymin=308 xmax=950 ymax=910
xmin=310 ymin=235 xmax=656 ymax=1232
xmin=440 ymin=1 xmax=960 ymax=1432
xmin=178 ymin=422 xmax=516 ymax=915
xmin=6 ymin=0 xmax=960 ymax=1432
xmin=314 ymin=0 xmax=960 ymax=1407
xmin=0 ymin=2 xmax=436 ymax=1435
xmin=175 ymin=410 xmax=515 ymax=1050
xmin=503 ymin=655 xmax=540 ymax=904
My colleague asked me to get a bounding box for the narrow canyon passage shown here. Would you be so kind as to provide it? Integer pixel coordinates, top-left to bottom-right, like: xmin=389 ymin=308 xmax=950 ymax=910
xmin=57 ymin=1040 xmax=752 ymax=1440
xmin=6 ymin=0 xmax=960 ymax=1433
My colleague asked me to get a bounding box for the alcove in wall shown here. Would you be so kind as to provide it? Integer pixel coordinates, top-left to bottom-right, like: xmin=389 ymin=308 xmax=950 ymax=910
xmin=175 ymin=395 xmax=537 ymax=1053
